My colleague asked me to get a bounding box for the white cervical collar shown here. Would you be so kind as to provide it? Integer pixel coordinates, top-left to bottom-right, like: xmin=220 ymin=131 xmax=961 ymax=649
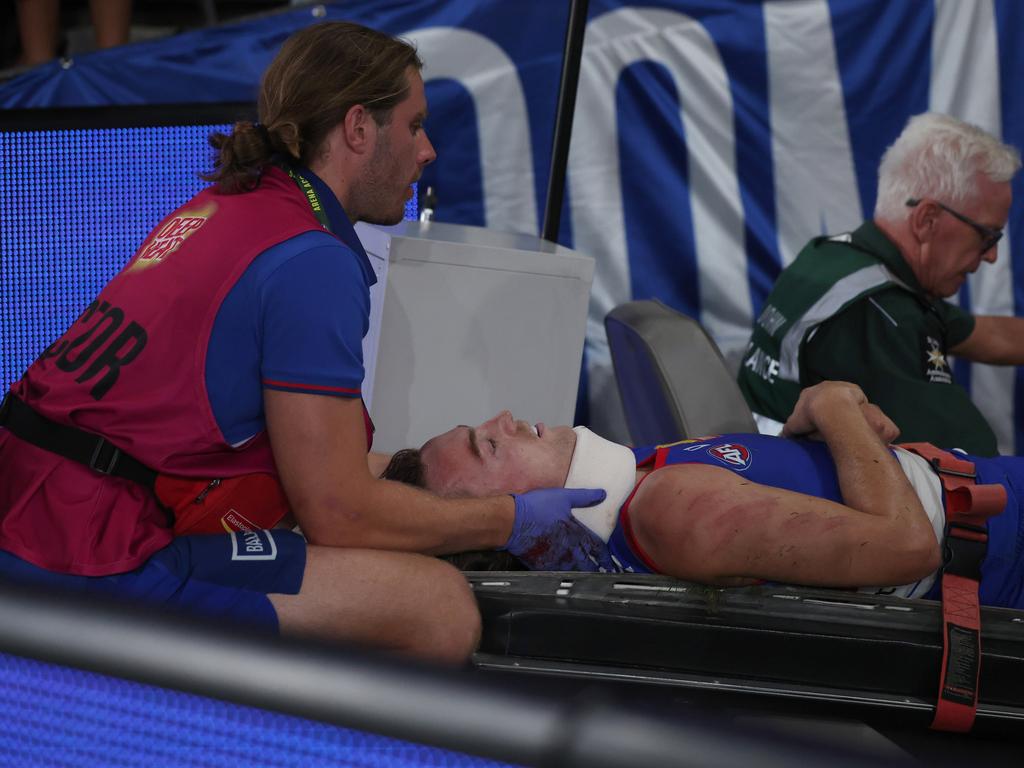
xmin=564 ymin=427 xmax=638 ymax=542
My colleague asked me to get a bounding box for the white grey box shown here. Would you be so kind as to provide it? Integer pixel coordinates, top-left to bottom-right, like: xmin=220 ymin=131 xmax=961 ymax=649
xmin=355 ymin=221 xmax=595 ymax=453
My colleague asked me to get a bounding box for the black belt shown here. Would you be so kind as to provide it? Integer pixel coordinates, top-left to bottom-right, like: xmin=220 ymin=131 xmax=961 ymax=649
xmin=0 ymin=393 xmax=157 ymax=487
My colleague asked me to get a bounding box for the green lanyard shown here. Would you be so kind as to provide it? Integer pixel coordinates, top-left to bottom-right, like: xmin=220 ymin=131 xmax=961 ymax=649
xmin=284 ymin=167 xmax=332 ymax=233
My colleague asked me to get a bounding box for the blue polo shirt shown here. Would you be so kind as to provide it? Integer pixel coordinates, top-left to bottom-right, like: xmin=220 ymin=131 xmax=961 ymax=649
xmin=205 ymin=168 xmax=376 ymax=445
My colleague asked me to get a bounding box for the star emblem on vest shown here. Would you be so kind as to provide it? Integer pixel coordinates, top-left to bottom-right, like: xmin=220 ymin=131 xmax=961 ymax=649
xmin=924 ymin=335 xmax=952 ymax=384
xmin=708 ymin=443 xmax=752 ymax=470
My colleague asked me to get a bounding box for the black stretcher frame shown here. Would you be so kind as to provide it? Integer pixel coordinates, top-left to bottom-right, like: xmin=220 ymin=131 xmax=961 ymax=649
xmin=467 ymin=572 xmax=1024 ymax=744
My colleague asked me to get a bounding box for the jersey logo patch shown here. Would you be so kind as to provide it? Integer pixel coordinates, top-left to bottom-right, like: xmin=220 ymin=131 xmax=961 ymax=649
xmin=230 ymin=529 xmax=278 ymax=561
xmin=923 ymin=335 xmax=952 ymax=384
xmin=708 ymin=443 xmax=752 ymax=471
xmin=130 ymin=202 xmax=216 ymax=270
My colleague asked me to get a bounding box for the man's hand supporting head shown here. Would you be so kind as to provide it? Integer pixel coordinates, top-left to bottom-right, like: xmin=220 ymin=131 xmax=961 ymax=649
xmin=504 ymin=487 xmax=613 ymax=571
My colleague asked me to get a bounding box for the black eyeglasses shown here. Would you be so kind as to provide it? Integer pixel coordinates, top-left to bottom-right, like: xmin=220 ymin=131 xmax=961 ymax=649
xmin=906 ymin=198 xmax=1003 ymax=255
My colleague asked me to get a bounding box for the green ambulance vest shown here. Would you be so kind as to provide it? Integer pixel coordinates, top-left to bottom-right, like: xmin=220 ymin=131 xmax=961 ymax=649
xmin=737 ymin=221 xmax=996 ymax=456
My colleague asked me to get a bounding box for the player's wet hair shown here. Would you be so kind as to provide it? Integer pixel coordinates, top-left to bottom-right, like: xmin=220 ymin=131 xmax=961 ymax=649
xmin=381 ymin=448 xmax=526 ymax=572
xmin=381 ymin=448 xmax=427 ymax=487
xmin=203 ymin=21 xmax=422 ymax=193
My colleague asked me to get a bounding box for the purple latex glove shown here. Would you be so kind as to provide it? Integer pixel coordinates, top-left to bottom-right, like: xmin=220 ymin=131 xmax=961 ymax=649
xmin=502 ymin=487 xmax=614 ymax=572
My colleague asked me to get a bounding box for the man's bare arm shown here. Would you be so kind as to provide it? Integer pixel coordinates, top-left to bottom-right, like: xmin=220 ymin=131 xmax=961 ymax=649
xmin=265 ymin=389 xmax=514 ymax=553
xmin=786 ymin=382 xmax=924 ymax=521
xmin=950 ymin=315 xmax=1024 ymax=365
xmin=630 ymin=383 xmax=940 ymax=588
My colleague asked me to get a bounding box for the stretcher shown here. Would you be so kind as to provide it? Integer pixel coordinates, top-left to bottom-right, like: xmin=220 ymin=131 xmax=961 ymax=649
xmin=584 ymin=298 xmax=1024 ymax=750
xmin=466 ymin=572 xmax=1024 ymax=740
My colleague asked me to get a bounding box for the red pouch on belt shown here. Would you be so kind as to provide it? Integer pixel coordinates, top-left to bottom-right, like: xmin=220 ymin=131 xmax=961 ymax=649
xmin=155 ymin=473 xmax=291 ymax=535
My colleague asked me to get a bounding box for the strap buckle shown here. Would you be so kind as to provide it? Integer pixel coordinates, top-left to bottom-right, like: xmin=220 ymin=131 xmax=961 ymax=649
xmin=929 ymin=456 xmax=976 ymax=480
xmin=89 ymin=439 xmax=122 ymax=475
xmin=941 ymin=524 xmax=988 ymax=579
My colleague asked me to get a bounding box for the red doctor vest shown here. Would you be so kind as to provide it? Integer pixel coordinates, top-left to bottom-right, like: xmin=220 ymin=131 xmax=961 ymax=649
xmin=0 ymin=167 xmax=357 ymax=575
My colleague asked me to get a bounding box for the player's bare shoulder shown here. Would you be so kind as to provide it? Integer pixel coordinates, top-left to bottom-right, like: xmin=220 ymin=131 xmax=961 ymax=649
xmin=631 ymin=462 xmax=739 ymax=521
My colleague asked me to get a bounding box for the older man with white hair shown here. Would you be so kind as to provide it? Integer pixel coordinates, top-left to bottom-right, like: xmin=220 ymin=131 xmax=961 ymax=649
xmin=738 ymin=113 xmax=1023 ymax=456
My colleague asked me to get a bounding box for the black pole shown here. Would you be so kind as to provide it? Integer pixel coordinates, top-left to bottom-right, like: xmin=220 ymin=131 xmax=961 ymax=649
xmin=541 ymin=0 xmax=590 ymax=243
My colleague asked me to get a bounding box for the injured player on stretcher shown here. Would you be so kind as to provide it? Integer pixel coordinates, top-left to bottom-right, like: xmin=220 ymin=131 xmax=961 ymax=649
xmin=383 ymin=381 xmax=1024 ymax=608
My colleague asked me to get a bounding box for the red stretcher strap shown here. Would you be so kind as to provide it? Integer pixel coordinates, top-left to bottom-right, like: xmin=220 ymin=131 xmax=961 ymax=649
xmin=930 ymin=573 xmax=982 ymax=732
xmin=898 ymin=443 xmax=1006 ymax=733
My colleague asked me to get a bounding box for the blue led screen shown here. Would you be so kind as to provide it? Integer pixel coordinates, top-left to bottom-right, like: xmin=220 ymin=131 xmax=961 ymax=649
xmin=0 ymin=123 xmax=418 ymax=393
xmin=0 ymin=651 xmax=511 ymax=768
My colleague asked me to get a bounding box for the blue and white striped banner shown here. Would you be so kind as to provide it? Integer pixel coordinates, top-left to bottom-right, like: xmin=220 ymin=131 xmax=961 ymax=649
xmin=4 ymin=0 xmax=1022 ymax=451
